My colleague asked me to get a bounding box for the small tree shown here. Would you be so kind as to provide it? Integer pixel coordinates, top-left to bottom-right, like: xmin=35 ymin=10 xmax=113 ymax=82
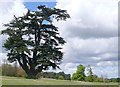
xmin=72 ymin=65 xmax=86 ymax=81
xmin=86 ymin=65 xmax=93 ymax=76
xmin=100 ymin=74 xmax=108 ymax=82
xmin=85 ymin=65 xmax=94 ymax=82
xmin=1 ymin=5 xmax=70 ymax=79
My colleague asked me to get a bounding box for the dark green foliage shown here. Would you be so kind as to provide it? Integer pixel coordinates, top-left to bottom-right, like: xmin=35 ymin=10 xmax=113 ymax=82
xmin=42 ymin=72 xmax=71 ymax=80
xmin=109 ymin=78 xmax=120 ymax=82
xmin=43 ymin=72 xmax=56 ymax=79
xmin=57 ymin=72 xmax=71 ymax=80
xmin=111 ymin=78 xmax=117 ymax=82
xmin=85 ymin=75 xmax=101 ymax=82
xmin=72 ymin=65 xmax=86 ymax=81
xmin=64 ymin=74 xmax=71 ymax=80
xmin=117 ymin=78 xmax=120 ymax=82
xmin=1 ymin=5 xmax=70 ymax=79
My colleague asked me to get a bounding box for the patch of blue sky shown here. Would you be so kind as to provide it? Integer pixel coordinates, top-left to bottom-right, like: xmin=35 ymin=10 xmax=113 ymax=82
xmin=24 ymin=2 xmax=56 ymax=11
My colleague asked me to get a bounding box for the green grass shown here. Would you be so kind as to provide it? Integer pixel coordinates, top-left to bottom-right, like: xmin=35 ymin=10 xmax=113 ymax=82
xmin=1 ymin=76 xmax=119 ymax=85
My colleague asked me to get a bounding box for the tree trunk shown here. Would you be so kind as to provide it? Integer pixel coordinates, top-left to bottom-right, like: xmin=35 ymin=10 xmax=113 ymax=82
xmin=26 ymin=71 xmax=38 ymax=79
xmin=26 ymin=74 xmax=37 ymax=79
xmin=17 ymin=58 xmax=43 ymax=79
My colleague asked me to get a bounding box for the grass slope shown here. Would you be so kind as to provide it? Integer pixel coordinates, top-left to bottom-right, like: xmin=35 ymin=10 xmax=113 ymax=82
xmin=1 ymin=76 xmax=119 ymax=85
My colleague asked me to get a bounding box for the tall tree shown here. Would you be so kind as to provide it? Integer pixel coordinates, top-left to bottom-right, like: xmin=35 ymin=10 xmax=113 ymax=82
xmin=1 ymin=5 xmax=70 ymax=79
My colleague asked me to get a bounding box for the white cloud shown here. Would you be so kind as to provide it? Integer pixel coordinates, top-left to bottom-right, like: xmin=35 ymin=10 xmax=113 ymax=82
xmin=55 ymin=0 xmax=118 ymax=39
xmin=0 ymin=0 xmax=27 ymax=62
xmin=54 ymin=0 xmax=118 ymax=78
xmin=97 ymin=61 xmax=118 ymax=66
xmin=93 ymin=66 xmax=118 ymax=78
xmin=45 ymin=62 xmax=78 ymax=75
xmin=0 ymin=53 xmax=7 ymax=65
xmin=0 ymin=0 xmax=27 ymax=30
xmin=59 ymin=63 xmax=78 ymax=74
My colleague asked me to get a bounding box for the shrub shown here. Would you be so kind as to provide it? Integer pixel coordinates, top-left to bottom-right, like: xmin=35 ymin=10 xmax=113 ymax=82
xmin=58 ymin=76 xmax=64 ymax=80
xmin=22 ymin=75 xmax=28 ymax=78
xmin=16 ymin=67 xmax=27 ymax=77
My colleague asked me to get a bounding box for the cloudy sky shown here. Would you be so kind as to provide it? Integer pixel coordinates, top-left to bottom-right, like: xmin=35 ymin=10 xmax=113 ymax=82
xmin=0 ymin=0 xmax=119 ymax=78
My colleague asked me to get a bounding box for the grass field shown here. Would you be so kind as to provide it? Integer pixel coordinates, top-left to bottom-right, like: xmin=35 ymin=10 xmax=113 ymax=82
xmin=1 ymin=76 xmax=119 ymax=85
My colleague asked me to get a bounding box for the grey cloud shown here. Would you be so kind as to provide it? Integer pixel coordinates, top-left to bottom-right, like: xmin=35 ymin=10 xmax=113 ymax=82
xmin=66 ymin=25 xmax=117 ymax=39
xmin=61 ymin=37 xmax=118 ymax=67
xmin=55 ymin=0 xmax=118 ymax=39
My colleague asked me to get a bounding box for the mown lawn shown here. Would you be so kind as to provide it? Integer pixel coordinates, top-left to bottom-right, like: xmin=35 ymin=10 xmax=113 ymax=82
xmin=1 ymin=76 xmax=119 ymax=85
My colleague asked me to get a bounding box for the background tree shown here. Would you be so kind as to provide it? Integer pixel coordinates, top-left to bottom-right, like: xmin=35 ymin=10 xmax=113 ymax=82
xmin=72 ymin=65 xmax=86 ymax=81
xmin=85 ymin=65 xmax=94 ymax=82
xmin=1 ymin=5 xmax=70 ymax=79
xmin=64 ymin=74 xmax=71 ymax=80
xmin=100 ymin=74 xmax=109 ymax=82
xmin=100 ymin=74 xmax=109 ymax=83
xmin=85 ymin=65 xmax=101 ymax=82
xmin=86 ymin=65 xmax=93 ymax=76
xmin=110 ymin=78 xmax=119 ymax=82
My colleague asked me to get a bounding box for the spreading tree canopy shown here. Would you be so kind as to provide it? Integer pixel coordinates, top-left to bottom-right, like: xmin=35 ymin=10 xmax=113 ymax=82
xmin=1 ymin=5 xmax=70 ymax=79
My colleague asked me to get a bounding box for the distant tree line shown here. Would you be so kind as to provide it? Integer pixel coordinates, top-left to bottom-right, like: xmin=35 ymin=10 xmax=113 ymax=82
xmin=1 ymin=63 xmax=70 ymax=80
xmin=0 ymin=63 xmax=119 ymax=82
xmin=42 ymin=72 xmax=71 ymax=80
xmin=1 ymin=63 xmax=27 ymax=77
